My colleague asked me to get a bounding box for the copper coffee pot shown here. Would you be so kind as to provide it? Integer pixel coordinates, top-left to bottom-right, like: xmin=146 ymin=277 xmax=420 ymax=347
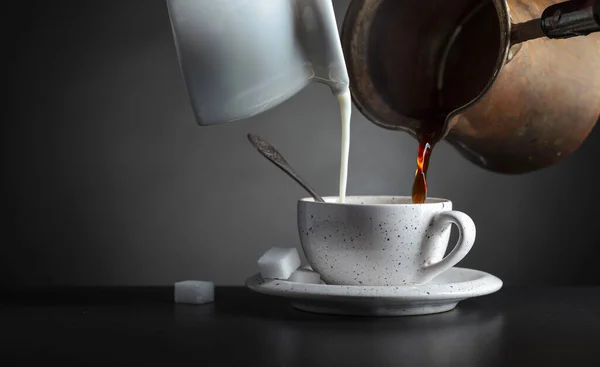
xmin=341 ymin=0 xmax=600 ymax=173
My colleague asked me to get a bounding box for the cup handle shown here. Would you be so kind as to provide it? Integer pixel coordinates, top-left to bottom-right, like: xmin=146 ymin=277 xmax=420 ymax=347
xmin=419 ymin=210 xmax=476 ymax=281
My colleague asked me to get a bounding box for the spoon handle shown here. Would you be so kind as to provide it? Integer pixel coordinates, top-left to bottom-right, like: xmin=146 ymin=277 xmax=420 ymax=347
xmin=247 ymin=133 xmax=326 ymax=203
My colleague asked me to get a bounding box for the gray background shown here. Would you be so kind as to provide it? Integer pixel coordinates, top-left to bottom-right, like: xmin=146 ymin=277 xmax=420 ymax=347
xmin=3 ymin=0 xmax=599 ymax=287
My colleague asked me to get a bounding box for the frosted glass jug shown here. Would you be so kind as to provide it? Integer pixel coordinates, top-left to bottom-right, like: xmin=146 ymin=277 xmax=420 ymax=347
xmin=166 ymin=0 xmax=349 ymax=125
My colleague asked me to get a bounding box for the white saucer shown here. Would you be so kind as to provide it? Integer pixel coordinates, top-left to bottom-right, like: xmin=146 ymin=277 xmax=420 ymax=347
xmin=246 ymin=267 xmax=502 ymax=316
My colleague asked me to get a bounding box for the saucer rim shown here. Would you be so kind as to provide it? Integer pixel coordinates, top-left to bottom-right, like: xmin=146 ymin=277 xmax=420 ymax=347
xmin=245 ymin=267 xmax=503 ymax=301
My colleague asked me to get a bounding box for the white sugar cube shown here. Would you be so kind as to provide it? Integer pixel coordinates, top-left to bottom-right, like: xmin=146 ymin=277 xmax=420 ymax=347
xmin=174 ymin=280 xmax=214 ymax=304
xmin=289 ymin=268 xmax=321 ymax=284
xmin=258 ymin=247 xmax=301 ymax=280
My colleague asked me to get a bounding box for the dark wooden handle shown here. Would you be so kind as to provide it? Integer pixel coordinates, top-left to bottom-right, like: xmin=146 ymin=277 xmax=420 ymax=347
xmin=540 ymin=0 xmax=600 ymax=39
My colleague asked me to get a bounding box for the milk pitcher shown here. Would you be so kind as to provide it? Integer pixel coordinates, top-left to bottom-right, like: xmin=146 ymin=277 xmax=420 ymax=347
xmin=166 ymin=0 xmax=349 ymax=125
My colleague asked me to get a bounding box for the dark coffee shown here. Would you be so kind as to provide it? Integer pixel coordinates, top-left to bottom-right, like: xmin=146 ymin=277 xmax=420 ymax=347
xmin=411 ymin=115 xmax=445 ymax=204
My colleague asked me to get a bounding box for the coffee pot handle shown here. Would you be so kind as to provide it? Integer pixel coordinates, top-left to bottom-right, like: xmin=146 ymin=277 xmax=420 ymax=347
xmin=511 ymin=0 xmax=600 ymax=45
xmin=418 ymin=211 xmax=476 ymax=282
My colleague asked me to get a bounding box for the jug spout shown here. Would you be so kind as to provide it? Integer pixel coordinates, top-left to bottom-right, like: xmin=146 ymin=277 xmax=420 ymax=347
xmin=296 ymin=0 xmax=350 ymax=94
xmin=511 ymin=0 xmax=600 ymax=45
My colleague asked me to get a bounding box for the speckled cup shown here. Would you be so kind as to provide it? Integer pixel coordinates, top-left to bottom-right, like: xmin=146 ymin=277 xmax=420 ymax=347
xmin=297 ymin=196 xmax=476 ymax=286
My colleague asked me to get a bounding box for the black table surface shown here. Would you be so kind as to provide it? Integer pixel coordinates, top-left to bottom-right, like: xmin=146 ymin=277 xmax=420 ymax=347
xmin=1 ymin=286 xmax=599 ymax=366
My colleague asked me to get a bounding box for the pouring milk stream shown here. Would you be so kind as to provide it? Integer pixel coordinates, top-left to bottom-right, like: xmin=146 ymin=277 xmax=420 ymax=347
xmin=337 ymin=89 xmax=351 ymax=203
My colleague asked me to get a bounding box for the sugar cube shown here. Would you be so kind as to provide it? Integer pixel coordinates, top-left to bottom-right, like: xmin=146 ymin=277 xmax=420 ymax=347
xmin=288 ymin=268 xmax=321 ymax=284
xmin=174 ymin=280 xmax=214 ymax=304
xmin=258 ymin=247 xmax=301 ymax=280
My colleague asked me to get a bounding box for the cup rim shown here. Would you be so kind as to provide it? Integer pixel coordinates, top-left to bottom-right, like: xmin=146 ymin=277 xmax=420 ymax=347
xmin=299 ymin=195 xmax=451 ymax=207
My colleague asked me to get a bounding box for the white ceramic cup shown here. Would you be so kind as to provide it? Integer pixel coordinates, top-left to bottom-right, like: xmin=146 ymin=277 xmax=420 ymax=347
xmin=297 ymin=196 xmax=476 ymax=286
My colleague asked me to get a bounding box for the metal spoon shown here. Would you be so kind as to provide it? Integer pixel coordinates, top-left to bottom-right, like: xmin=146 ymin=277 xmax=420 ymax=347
xmin=247 ymin=133 xmax=325 ymax=203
